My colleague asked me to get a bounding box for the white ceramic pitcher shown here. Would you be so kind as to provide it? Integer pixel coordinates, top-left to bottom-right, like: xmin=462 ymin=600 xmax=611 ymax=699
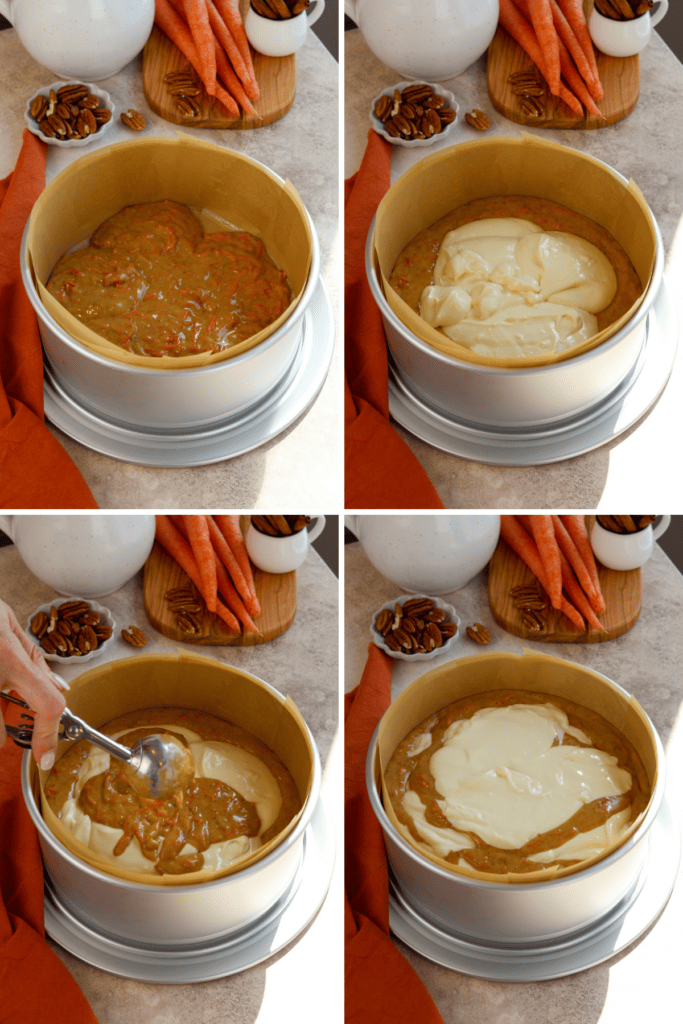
xmin=0 ymin=515 xmax=156 ymax=598
xmin=345 ymin=515 xmax=501 ymax=594
xmin=0 ymin=0 xmax=155 ymax=81
xmin=345 ymin=0 xmax=499 ymax=81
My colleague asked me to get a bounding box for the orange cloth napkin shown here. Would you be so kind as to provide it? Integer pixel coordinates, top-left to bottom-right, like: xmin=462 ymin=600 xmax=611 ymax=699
xmin=345 ymin=644 xmax=445 ymax=1024
xmin=0 ymin=696 xmax=98 ymax=1023
xmin=0 ymin=130 xmax=98 ymax=510
xmin=345 ymin=130 xmax=444 ymax=510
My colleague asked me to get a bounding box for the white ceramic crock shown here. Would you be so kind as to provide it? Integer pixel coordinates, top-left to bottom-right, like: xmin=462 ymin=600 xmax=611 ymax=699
xmin=345 ymin=515 xmax=501 ymax=594
xmin=245 ymin=1 xmax=325 ymax=57
xmin=246 ymin=516 xmax=326 ymax=573
xmin=0 ymin=0 xmax=155 ymax=81
xmin=591 ymin=515 xmax=671 ymax=571
xmin=0 ymin=515 xmax=156 ymax=598
xmin=589 ymin=2 xmax=668 ymax=58
xmin=345 ymin=0 xmax=499 ymax=81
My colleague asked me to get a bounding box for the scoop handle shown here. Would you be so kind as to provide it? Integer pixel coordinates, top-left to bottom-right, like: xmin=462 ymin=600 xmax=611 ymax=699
xmin=60 ymin=707 xmax=133 ymax=763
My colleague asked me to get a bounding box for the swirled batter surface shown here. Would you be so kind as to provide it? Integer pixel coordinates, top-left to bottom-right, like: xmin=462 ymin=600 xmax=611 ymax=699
xmin=385 ymin=689 xmax=650 ymax=876
xmin=389 ymin=196 xmax=642 ymax=358
xmin=47 ymin=200 xmax=292 ymax=357
xmin=45 ymin=707 xmax=301 ymax=876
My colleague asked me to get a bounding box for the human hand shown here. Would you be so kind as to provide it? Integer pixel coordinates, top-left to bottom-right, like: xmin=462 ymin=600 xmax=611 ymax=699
xmin=0 ymin=598 xmax=67 ymax=770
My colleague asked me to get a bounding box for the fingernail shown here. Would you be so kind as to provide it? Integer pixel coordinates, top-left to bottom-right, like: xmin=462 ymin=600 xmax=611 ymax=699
xmin=40 ymin=752 xmax=55 ymax=772
xmin=51 ymin=672 xmax=70 ymax=691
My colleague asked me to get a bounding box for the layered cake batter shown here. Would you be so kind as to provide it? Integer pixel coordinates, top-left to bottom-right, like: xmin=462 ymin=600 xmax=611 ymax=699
xmin=385 ymin=690 xmax=650 ymax=875
xmin=389 ymin=196 xmax=643 ymax=359
xmin=44 ymin=708 xmax=301 ymax=877
xmin=47 ymin=200 xmax=292 ymax=358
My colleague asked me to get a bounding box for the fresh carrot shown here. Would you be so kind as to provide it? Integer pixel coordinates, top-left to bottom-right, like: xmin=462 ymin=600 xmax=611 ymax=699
xmin=500 ymin=0 xmax=583 ymax=114
xmin=527 ymin=0 xmax=560 ymax=94
xmin=551 ymin=515 xmax=601 ymax=611
xmin=183 ymin=515 xmax=217 ymax=612
xmin=214 ymin=0 xmax=257 ymax=87
xmin=556 ymin=0 xmax=602 ymax=98
xmin=213 ymin=36 xmax=259 ymax=118
xmin=557 ymin=35 xmax=603 ymax=119
xmin=155 ymin=515 xmax=240 ymax=632
xmin=206 ymin=0 xmax=258 ymax=100
xmin=173 ymin=515 xmax=259 ymax=630
xmin=183 ymin=0 xmax=217 ymax=90
xmin=154 ymin=0 xmax=239 ymax=114
xmin=558 ymin=548 xmax=606 ymax=632
xmin=207 ymin=516 xmax=261 ymax=617
xmin=213 ymin=557 xmax=259 ymax=633
xmin=549 ymin=0 xmax=603 ymax=99
xmin=500 ymin=516 xmax=585 ymax=631
xmin=560 ymin=515 xmax=605 ymax=613
xmin=515 ymin=0 xmax=603 ymax=111
xmin=213 ymin=515 xmax=258 ymax=607
xmin=528 ymin=516 xmax=563 ymax=611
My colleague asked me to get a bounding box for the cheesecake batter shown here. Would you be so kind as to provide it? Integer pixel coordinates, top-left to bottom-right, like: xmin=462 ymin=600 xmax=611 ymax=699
xmin=385 ymin=689 xmax=650 ymax=875
xmin=45 ymin=707 xmax=301 ymax=877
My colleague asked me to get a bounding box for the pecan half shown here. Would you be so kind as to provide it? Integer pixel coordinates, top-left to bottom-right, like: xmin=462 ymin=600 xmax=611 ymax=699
xmin=30 ymin=94 xmax=48 ymax=120
xmin=31 ymin=611 xmax=49 ymax=637
xmin=466 ymin=623 xmax=492 ymax=644
xmin=175 ymin=96 xmax=201 ymax=117
xmin=57 ymin=83 xmax=89 ymax=102
xmin=120 ymin=109 xmax=146 ymax=131
xmin=121 ymin=625 xmax=147 ymax=647
xmin=464 ymin=109 xmax=490 ymax=131
xmin=375 ymin=95 xmax=393 ymax=121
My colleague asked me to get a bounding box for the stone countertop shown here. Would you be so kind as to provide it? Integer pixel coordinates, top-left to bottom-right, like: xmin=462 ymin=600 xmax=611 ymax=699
xmin=0 ymin=540 xmax=341 ymax=1024
xmin=345 ymin=28 xmax=683 ymax=509
xmin=345 ymin=536 xmax=683 ymax=1023
xmin=0 ymin=27 xmax=339 ymax=509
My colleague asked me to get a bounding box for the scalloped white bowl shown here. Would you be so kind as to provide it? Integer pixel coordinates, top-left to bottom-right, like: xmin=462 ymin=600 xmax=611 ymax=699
xmin=369 ymin=82 xmax=458 ymax=148
xmin=370 ymin=594 xmax=460 ymax=662
xmin=24 ymin=82 xmax=115 ymax=148
xmin=26 ymin=598 xmax=116 ymax=664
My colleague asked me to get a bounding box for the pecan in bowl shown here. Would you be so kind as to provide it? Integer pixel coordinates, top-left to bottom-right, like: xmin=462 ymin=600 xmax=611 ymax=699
xmin=24 ymin=81 xmax=115 ymax=148
xmin=370 ymin=81 xmax=458 ymax=148
xmin=370 ymin=594 xmax=459 ymax=661
xmin=26 ymin=599 xmax=116 ymax=663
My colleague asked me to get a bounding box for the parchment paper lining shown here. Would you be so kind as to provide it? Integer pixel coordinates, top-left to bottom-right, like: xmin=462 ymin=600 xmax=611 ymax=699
xmin=376 ymin=649 xmax=658 ymax=885
xmin=373 ymin=134 xmax=657 ymax=369
xmin=27 ymin=135 xmax=313 ymax=370
xmin=32 ymin=652 xmax=315 ymax=886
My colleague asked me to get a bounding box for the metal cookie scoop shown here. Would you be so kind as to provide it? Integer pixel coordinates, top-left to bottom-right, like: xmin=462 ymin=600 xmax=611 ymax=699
xmin=59 ymin=708 xmax=195 ymax=798
xmin=1 ymin=691 xmax=194 ymax=799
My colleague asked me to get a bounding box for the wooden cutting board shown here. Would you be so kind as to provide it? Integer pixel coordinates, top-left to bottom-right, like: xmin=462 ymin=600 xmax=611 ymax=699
xmin=488 ymin=519 xmax=641 ymax=643
xmin=143 ymin=538 xmax=296 ymax=646
xmin=487 ymin=1 xmax=639 ymax=129
xmin=141 ymin=1 xmax=295 ymax=129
